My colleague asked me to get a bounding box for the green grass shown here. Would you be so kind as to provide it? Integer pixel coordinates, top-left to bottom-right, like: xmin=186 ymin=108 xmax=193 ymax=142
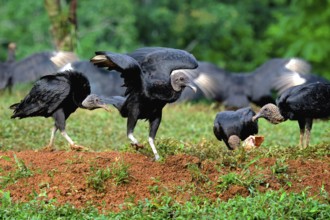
xmin=1 ymin=84 xmax=330 ymax=218
xmin=2 ymin=84 xmax=330 ymax=158
xmin=0 ymin=189 xmax=329 ymax=219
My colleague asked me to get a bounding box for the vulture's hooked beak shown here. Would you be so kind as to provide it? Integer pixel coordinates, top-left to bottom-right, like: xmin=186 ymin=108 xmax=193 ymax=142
xmin=186 ymin=83 xmax=197 ymax=93
xmin=97 ymin=103 xmax=111 ymax=112
xmin=252 ymin=113 xmax=260 ymax=122
xmin=82 ymin=94 xmax=111 ymax=112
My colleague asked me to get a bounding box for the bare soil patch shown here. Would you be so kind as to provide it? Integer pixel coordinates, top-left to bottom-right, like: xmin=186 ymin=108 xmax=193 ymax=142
xmin=1 ymin=150 xmax=329 ymax=212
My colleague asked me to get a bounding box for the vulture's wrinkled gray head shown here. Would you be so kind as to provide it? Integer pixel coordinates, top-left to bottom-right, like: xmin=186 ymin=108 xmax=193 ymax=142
xmin=170 ymin=70 xmax=197 ymax=92
xmin=252 ymin=103 xmax=285 ymax=124
xmin=82 ymin=94 xmax=110 ymax=111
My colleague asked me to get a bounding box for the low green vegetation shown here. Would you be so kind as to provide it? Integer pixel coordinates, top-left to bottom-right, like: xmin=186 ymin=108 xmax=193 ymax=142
xmin=0 ymin=190 xmax=329 ymax=219
xmin=0 ymin=154 xmax=33 ymax=188
xmin=87 ymin=159 xmax=130 ymax=192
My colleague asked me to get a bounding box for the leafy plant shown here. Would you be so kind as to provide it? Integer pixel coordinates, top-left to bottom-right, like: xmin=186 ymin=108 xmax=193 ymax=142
xmin=217 ymin=170 xmax=265 ymax=195
xmin=111 ymin=159 xmax=130 ymax=186
xmin=0 ymin=155 xmax=33 ymax=188
xmin=87 ymin=159 xmax=130 ymax=192
xmin=187 ymin=163 xmax=209 ymax=183
xmin=86 ymin=166 xmax=112 ymax=192
xmin=271 ymin=158 xmax=289 ymax=174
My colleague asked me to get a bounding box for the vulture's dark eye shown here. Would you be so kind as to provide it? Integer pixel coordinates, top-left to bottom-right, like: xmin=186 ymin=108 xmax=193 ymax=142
xmin=179 ymin=77 xmax=184 ymax=81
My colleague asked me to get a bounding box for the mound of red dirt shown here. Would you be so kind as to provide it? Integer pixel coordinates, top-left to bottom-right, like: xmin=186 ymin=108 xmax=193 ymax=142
xmin=0 ymin=150 xmax=329 ymax=212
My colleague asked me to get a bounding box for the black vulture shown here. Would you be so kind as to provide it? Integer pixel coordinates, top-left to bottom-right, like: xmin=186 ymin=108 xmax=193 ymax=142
xmin=178 ymin=58 xmax=328 ymax=109
xmin=0 ymin=42 xmax=16 ymax=91
xmin=0 ymin=42 xmax=79 ymax=91
xmin=213 ymin=107 xmax=258 ymax=150
xmin=10 ymin=70 xmax=109 ymax=150
xmin=59 ymin=60 xmax=126 ymax=97
xmin=90 ymin=47 xmax=198 ymax=160
xmin=252 ymin=82 xmax=330 ymax=148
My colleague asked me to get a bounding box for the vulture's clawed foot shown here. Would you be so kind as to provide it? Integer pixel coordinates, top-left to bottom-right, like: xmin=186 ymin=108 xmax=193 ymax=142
xmin=41 ymin=145 xmax=56 ymax=152
xmin=70 ymin=144 xmax=90 ymax=152
xmin=131 ymin=143 xmax=144 ymax=151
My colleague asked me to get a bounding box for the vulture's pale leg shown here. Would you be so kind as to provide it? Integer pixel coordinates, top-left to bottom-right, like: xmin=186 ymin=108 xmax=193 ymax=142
xmin=128 ymin=133 xmax=139 ymax=145
xmin=43 ymin=127 xmax=58 ymax=151
xmin=60 ymin=130 xmax=75 ymax=146
xmin=127 ymin=115 xmax=143 ymax=150
xmin=53 ymin=109 xmax=83 ymax=150
xmin=149 ymin=114 xmax=162 ymax=161
xmin=304 ymin=118 xmax=313 ymax=148
xmin=298 ymin=119 xmax=306 ymax=148
xmin=48 ymin=127 xmax=58 ymax=147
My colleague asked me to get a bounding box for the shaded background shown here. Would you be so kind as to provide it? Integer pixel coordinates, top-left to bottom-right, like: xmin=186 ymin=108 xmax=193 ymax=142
xmin=1 ymin=0 xmax=329 ymax=78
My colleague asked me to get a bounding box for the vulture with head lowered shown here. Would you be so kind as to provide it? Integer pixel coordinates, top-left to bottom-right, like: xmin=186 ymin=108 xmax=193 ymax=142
xmin=252 ymin=82 xmax=330 ymax=148
xmin=179 ymin=58 xmax=329 ymax=109
xmin=91 ymin=47 xmax=198 ymax=160
xmin=213 ymin=107 xmax=258 ymax=150
xmin=0 ymin=42 xmax=78 ymax=92
xmin=10 ymin=70 xmax=109 ymax=150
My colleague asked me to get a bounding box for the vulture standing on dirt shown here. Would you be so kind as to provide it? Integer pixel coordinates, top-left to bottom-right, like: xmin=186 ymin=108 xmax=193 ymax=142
xmin=0 ymin=42 xmax=78 ymax=92
xmin=10 ymin=70 xmax=109 ymax=150
xmin=213 ymin=107 xmax=258 ymax=150
xmin=59 ymin=60 xmax=126 ymax=97
xmin=91 ymin=47 xmax=198 ymax=160
xmin=179 ymin=58 xmax=329 ymax=109
xmin=252 ymin=82 xmax=330 ymax=148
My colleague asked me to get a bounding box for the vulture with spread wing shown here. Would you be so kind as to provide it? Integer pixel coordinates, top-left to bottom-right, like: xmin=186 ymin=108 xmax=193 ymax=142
xmin=0 ymin=42 xmax=78 ymax=91
xmin=91 ymin=47 xmax=198 ymax=160
xmin=179 ymin=58 xmax=328 ymax=109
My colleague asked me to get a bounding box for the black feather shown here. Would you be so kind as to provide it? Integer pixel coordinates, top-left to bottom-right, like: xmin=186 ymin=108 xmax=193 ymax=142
xmin=213 ymin=107 xmax=258 ymax=149
xmin=90 ymin=47 xmax=198 ymax=160
xmin=179 ymin=59 xmax=329 ymax=109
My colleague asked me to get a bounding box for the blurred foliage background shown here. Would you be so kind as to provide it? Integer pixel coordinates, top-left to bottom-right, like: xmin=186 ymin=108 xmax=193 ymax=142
xmin=0 ymin=0 xmax=329 ymax=78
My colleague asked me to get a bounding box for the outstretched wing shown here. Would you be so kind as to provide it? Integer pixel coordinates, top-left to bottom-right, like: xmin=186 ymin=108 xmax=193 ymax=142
xmin=178 ymin=61 xmax=229 ymax=102
xmin=128 ymin=47 xmax=198 ymax=100
xmin=90 ymin=51 xmax=142 ymax=95
xmin=129 ymin=47 xmax=197 ymax=76
xmin=273 ymin=71 xmax=329 ymax=94
xmin=248 ymin=58 xmax=312 ymax=106
xmin=9 ymin=51 xmax=78 ymax=84
xmin=10 ymin=74 xmax=70 ymax=118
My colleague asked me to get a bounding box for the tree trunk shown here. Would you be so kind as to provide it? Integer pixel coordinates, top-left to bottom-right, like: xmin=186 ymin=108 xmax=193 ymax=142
xmin=44 ymin=0 xmax=77 ymax=51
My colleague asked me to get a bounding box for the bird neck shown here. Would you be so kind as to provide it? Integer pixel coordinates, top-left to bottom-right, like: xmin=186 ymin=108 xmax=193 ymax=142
xmin=7 ymin=47 xmax=16 ymax=62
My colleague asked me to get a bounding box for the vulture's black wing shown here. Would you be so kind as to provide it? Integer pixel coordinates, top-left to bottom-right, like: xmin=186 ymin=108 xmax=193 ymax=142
xmin=274 ymin=71 xmax=329 ymax=94
xmin=9 ymin=51 xmax=78 ymax=84
xmin=277 ymin=82 xmax=330 ymax=119
xmin=247 ymin=58 xmax=311 ymax=106
xmin=10 ymin=74 xmax=71 ymax=118
xmin=128 ymin=47 xmax=198 ymax=100
xmin=91 ymin=51 xmax=141 ymax=95
xmin=178 ymin=61 xmax=229 ymax=101
xmin=91 ymin=47 xmax=198 ymax=98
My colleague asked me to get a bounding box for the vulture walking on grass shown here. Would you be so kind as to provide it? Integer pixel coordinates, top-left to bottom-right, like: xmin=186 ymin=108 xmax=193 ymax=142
xmin=252 ymin=82 xmax=330 ymax=148
xmin=213 ymin=107 xmax=258 ymax=150
xmin=91 ymin=47 xmax=198 ymax=160
xmin=0 ymin=42 xmax=78 ymax=92
xmin=179 ymin=58 xmax=328 ymax=109
xmin=10 ymin=70 xmax=109 ymax=150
